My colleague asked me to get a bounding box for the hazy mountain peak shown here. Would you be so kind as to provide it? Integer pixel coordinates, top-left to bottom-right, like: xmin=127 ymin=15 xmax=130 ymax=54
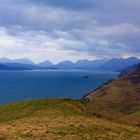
xmin=76 ymin=59 xmax=92 ymax=64
xmin=57 ymin=60 xmax=74 ymax=65
xmin=14 ymin=58 xmax=35 ymax=65
xmin=0 ymin=58 xmax=35 ymax=65
xmin=0 ymin=58 xmax=13 ymax=63
xmin=38 ymin=60 xmax=53 ymax=67
xmin=98 ymin=57 xmax=140 ymax=71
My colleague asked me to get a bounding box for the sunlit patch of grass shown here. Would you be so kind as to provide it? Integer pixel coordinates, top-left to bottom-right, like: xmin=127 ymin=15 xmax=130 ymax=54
xmin=0 ymin=98 xmax=139 ymax=139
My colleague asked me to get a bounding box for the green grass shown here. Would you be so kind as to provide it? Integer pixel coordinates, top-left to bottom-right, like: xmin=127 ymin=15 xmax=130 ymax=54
xmin=0 ymin=98 xmax=88 ymax=123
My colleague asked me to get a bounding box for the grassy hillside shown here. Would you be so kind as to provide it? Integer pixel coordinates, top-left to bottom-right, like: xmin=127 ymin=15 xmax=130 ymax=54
xmin=0 ymin=98 xmax=89 ymax=123
xmin=83 ymin=64 xmax=140 ymax=126
xmin=0 ymin=98 xmax=139 ymax=140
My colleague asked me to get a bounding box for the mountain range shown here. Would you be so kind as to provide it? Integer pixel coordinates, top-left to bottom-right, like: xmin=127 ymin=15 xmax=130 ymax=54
xmin=97 ymin=57 xmax=140 ymax=71
xmin=0 ymin=58 xmax=35 ymax=65
xmin=0 ymin=57 xmax=139 ymax=71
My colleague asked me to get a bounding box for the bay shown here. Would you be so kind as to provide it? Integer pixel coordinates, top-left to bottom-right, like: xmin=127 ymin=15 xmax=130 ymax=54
xmin=0 ymin=70 xmax=118 ymax=104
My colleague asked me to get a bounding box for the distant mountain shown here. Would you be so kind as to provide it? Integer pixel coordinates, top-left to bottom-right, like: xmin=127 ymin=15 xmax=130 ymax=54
xmin=83 ymin=63 xmax=140 ymax=126
xmin=0 ymin=57 xmax=140 ymax=71
xmin=55 ymin=57 xmax=140 ymax=71
xmin=97 ymin=57 xmax=140 ymax=71
xmin=55 ymin=59 xmax=107 ymax=70
xmin=0 ymin=58 xmax=13 ymax=63
xmin=0 ymin=58 xmax=35 ymax=65
xmin=0 ymin=63 xmax=57 ymax=70
xmin=0 ymin=63 xmax=29 ymax=70
xmin=13 ymin=58 xmax=35 ymax=65
xmin=56 ymin=60 xmax=75 ymax=69
xmin=3 ymin=63 xmax=40 ymax=70
xmin=2 ymin=63 xmax=58 ymax=70
xmin=38 ymin=60 xmax=53 ymax=67
xmin=75 ymin=59 xmax=107 ymax=70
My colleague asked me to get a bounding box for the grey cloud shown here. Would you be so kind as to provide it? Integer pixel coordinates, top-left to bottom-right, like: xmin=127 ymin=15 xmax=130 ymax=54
xmin=27 ymin=0 xmax=95 ymax=10
xmin=0 ymin=0 xmax=139 ymax=61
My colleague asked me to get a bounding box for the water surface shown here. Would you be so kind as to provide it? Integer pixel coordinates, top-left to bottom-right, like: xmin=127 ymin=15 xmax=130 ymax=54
xmin=0 ymin=70 xmax=118 ymax=104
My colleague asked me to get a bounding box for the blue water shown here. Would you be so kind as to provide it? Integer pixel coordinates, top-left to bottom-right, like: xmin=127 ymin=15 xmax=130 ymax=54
xmin=0 ymin=70 xmax=118 ymax=104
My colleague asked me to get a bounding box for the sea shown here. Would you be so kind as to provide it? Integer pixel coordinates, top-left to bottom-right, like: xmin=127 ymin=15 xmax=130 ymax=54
xmin=0 ymin=70 xmax=118 ymax=104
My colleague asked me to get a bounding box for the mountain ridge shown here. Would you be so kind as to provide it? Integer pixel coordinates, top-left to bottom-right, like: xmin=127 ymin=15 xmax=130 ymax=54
xmin=97 ymin=57 xmax=140 ymax=71
xmin=0 ymin=57 xmax=140 ymax=71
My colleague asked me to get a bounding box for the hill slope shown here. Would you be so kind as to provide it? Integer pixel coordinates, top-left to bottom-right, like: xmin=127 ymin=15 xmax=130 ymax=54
xmin=0 ymin=98 xmax=139 ymax=140
xmin=83 ymin=63 xmax=140 ymax=126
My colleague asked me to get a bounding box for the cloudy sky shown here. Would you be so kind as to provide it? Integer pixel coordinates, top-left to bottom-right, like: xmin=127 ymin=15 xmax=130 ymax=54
xmin=0 ymin=0 xmax=140 ymax=63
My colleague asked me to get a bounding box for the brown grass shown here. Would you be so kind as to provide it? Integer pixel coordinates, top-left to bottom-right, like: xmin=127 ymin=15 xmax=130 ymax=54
xmin=0 ymin=114 xmax=140 ymax=140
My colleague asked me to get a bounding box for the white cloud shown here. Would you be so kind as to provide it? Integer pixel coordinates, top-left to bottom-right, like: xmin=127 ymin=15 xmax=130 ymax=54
xmin=0 ymin=0 xmax=140 ymax=62
xmin=0 ymin=26 xmax=97 ymax=63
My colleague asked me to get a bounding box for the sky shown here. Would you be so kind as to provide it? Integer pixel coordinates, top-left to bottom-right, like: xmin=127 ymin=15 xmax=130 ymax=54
xmin=0 ymin=0 xmax=140 ymax=63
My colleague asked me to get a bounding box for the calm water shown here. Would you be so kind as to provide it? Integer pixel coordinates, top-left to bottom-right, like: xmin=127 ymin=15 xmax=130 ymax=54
xmin=0 ymin=70 xmax=118 ymax=104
